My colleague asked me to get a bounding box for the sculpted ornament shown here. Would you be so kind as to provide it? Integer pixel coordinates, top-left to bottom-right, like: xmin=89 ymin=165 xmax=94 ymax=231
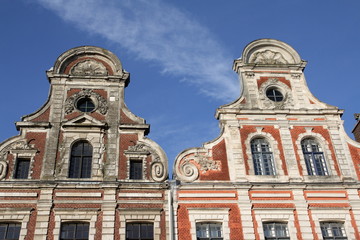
xmin=250 ymin=50 xmax=288 ymax=65
xmin=0 ymin=140 xmax=37 ymax=180
xmin=126 ymin=143 xmax=166 ymax=182
xmin=65 ymin=89 xmax=108 ymax=115
xmin=176 ymin=154 xmax=220 ymax=182
xmin=71 ymin=60 xmax=108 ymax=76
xmin=258 ymin=78 xmax=294 ymax=110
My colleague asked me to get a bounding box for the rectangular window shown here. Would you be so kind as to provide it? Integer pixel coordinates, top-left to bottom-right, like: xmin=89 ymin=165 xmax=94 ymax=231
xmin=130 ymin=160 xmax=143 ymax=180
xmin=126 ymin=223 xmax=153 ymax=240
xmin=263 ymin=222 xmax=290 ymax=240
xmin=321 ymin=222 xmax=347 ymax=239
xmin=14 ymin=158 xmax=30 ymax=179
xmin=60 ymin=222 xmax=89 ymax=240
xmin=196 ymin=222 xmax=223 ymax=240
xmin=0 ymin=223 xmax=21 ymax=240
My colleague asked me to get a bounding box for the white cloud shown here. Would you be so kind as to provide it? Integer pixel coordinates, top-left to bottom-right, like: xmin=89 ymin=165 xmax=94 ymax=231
xmin=36 ymin=0 xmax=239 ymax=101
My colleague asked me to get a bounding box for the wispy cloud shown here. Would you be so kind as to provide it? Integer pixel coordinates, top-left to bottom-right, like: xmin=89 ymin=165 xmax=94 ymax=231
xmin=36 ymin=0 xmax=239 ymax=101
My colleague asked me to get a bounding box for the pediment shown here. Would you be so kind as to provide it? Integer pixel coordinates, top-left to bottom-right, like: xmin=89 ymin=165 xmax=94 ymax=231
xmin=62 ymin=115 xmax=107 ymax=129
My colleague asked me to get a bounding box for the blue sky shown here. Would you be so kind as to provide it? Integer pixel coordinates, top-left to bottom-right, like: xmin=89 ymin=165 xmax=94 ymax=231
xmin=1 ymin=0 xmax=360 ymax=176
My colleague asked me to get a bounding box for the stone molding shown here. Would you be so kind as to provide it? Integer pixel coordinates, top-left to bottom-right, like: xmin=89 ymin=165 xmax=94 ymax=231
xmin=64 ymin=89 xmax=108 ymax=115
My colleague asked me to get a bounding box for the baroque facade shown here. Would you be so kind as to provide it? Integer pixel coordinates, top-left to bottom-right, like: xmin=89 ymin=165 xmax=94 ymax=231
xmin=1 ymin=39 xmax=360 ymax=239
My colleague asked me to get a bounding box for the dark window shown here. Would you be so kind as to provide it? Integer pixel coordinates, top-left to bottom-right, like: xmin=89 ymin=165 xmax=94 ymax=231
xmin=251 ymin=138 xmax=276 ymax=175
xmin=196 ymin=222 xmax=223 ymax=240
xmin=76 ymin=98 xmax=95 ymax=112
xmin=126 ymin=223 xmax=153 ymax=240
xmin=60 ymin=222 xmax=89 ymax=240
xmin=301 ymin=139 xmax=328 ymax=176
xmin=130 ymin=160 xmax=143 ymax=180
xmin=69 ymin=141 xmax=92 ymax=178
xmin=266 ymin=88 xmax=283 ymax=102
xmin=0 ymin=223 xmax=21 ymax=240
xmin=263 ymin=222 xmax=290 ymax=240
xmin=321 ymin=222 xmax=347 ymax=239
xmin=13 ymin=158 xmax=30 ymax=179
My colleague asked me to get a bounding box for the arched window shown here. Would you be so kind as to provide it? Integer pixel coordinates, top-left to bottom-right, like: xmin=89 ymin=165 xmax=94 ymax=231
xmin=196 ymin=222 xmax=223 ymax=240
xmin=301 ymin=138 xmax=328 ymax=176
xmin=251 ymin=138 xmax=276 ymax=175
xmin=69 ymin=141 xmax=93 ymax=178
xmin=0 ymin=223 xmax=21 ymax=240
xmin=263 ymin=222 xmax=290 ymax=239
xmin=60 ymin=222 xmax=89 ymax=240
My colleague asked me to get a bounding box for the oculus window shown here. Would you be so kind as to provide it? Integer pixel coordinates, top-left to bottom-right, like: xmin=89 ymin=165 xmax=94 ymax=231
xmin=263 ymin=222 xmax=290 ymax=240
xmin=76 ymin=98 xmax=95 ymax=113
xmin=266 ymin=88 xmax=284 ymax=102
xmin=251 ymin=138 xmax=276 ymax=175
xmin=301 ymin=138 xmax=328 ymax=176
xmin=196 ymin=222 xmax=223 ymax=240
xmin=69 ymin=141 xmax=93 ymax=178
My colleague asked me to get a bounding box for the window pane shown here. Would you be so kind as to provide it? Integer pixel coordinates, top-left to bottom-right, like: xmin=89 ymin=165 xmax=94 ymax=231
xmin=60 ymin=222 xmax=89 ymax=240
xmin=263 ymin=222 xmax=289 ymax=239
xmin=130 ymin=160 xmax=143 ymax=180
xmin=126 ymin=223 xmax=153 ymax=240
xmin=251 ymin=138 xmax=275 ymax=175
xmin=301 ymin=139 xmax=328 ymax=176
xmin=196 ymin=222 xmax=223 ymax=240
xmin=320 ymin=222 xmax=347 ymax=239
xmin=0 ymin=223 xmax=21 ymax=240
xmin=14 ymin=158 xmax=30 ymax=179
xmin=69 ymin=141 xmax=92 ymax=178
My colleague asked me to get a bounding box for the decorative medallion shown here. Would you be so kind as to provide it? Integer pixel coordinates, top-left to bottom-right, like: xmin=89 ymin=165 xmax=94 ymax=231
xmin=258 ymin=78 xmax=294 ymax=110
xmin=250 ymin=50 xmax=288 ymax=65
xmin=65 ymin=89 xmax=108 ymax=115
xmin=71 ymin=60 xmax=108 ymax=76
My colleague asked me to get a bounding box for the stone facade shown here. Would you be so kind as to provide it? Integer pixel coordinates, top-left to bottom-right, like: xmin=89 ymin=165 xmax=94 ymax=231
xmin=173 ymin=39 xmax=360 ymax=240
xmin=1 ymin=40 xmax=360 ymax=239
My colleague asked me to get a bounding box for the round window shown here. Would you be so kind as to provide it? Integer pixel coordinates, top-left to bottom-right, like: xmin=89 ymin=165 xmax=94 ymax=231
xmin=266 ymin=88 xmax=284 ymax=102
xmin=76 ymin=97 xmax=95 ymax=112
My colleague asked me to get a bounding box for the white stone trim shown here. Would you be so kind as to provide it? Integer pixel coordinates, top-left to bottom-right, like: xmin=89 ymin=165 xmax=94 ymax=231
xmin=187 ymin=208 xmax=230 ymax=240
xmin=53 ymin=208 xmax=98 ymax=240
xmin=244 ymin=130 xmax=285 ymax=176
xmin=56 ymin=132 xmax=105 ymax=180
xmin=0 ymin=207 xmax=33 ymax=240
xmin=179 ymin=193 xmax=236 ymax=198
xmin=0 ymin=192 xmax=38 ymax=198
xmin=55 ymin=192 xmax=102 ymax=198
xmin=251 ymin=193 xmax=291 ymax=198
xmin=118 ymin=192 xmax=162 ymax=198
xmin=306 ymin=192 xmax=346 ymax=198
xmin=254 ymin=208 xmax=297 ymax=240
xmin=118 ymin=208 xmax=162 ymax=240
xmin=295 ymin=131 xmax=336 ymax=177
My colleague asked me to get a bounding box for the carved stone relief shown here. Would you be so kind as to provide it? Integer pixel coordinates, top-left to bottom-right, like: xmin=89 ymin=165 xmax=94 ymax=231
xmin=0 ymin=140 xmax=38 ymax=180
xmin=176 ymin=154 xmax=220 ymax=182
xmin=250 ymin=50 xmax=288 ymax=65
xmin=64 ymin=89 xmax=108 ymax=115
xmin=125 ymin=142 xmax=165 ymax=182
xmin=71 ymin=60 xmax=108 ymax=76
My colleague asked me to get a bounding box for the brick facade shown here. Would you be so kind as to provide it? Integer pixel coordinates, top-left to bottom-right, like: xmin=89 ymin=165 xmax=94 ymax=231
xmin=1 ymin=40 xmax=360 ymax=239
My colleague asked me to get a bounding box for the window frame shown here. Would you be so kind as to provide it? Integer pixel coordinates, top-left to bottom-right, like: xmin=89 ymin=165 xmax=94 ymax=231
xmin=126 ymin=222 xmax=154 ymax=240
xmin=0 ymin=222 xmax=21 ymax=240
xmin=59 ymin=222 xmax=90 ymax=240
xmin=68 ymin=141 xmax=93 ymax=179
xmin=320 ymin=222 xmax=347 ymax=239
xmin=262 ymin=222 xmax=290 ymax=240
xmin=129 ymin=159 xmax=143 ymax=180
xmin=196 ymin=222 xmax=223 ymax=240
xmin=13 ymin=158 xmax=30 ymax=179
xmin=301 ymin=138 xmax=328 ymax=176
xmin=251 ymin=138 xmax=276 ymax=175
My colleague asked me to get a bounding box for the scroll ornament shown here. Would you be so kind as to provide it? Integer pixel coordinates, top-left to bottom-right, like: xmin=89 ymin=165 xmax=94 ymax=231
xmin=177 ymin=154 xmax=219 ymax=182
